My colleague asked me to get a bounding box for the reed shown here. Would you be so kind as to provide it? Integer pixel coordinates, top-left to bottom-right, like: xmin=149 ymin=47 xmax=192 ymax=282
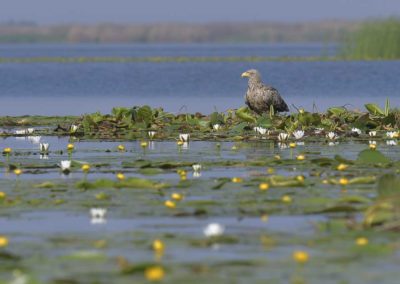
xmin=342 ymin=18 xmax=400 ymax=59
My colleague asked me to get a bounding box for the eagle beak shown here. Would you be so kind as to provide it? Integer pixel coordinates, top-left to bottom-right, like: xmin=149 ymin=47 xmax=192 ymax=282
xmin=241 ymin=71 xmax=249 ymax=78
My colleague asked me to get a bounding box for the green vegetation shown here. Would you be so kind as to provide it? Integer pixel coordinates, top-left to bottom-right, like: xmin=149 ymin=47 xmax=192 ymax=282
xmin=343 ymin=18 xmax=400 ymax=59
xmin=0 ymin=104 xmax=399 ymax=283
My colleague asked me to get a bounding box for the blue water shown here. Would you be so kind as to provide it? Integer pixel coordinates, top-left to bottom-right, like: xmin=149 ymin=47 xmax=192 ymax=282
xmin=0 ymin=43 xmax=399 ymax=115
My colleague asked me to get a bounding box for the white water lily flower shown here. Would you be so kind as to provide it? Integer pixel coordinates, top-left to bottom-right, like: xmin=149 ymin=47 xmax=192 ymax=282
xmin=90 ymin=208 xmax=107 ymax=218
xmin=369 ymin=131 xmax=377 ymax=137
xmin=60 ymin=160 xmax=71 ymax=171
xmin=326 ymin=132 xmax=338 ymax=140
xmin=192 ymin=164 xmax=202 ymax=172
xmin=39 ymin=143 xmax=49 ymax=152
xmin=90 ymin=208 xmax=107 ymax=225
xmin=70 ymin=124 xmax=79 ymax=133
xmin=15 ymin=129 xmax=26 ymax=135
xmin=386 ymin=140 xmax=398 ymax=146
xmin=351 ymin=128 xmax=362 ymax=135
xmin=148 ymin=131 xmax=156 ymax=139
xmin=213 ymin=124 xmax=221 ymax=131
xmin=293 ymin=130 xmax=305 ymax=140
xmin=179 ymin=133 xmax=190 ymax=142
xmin=386 ymin=131 xmax=398 ymax=139
xmin=26 ymin=128 xmax=34 ymax=134
xmin=278 ymin=132 xmax=289 ymax=141
xmin=369 ymin=140 xmax=377 ymax=145
xmin=254 ymin=127 xmax=267 ymax=135
xmin=203 ymin=223 xmax=225 ymax=237
xmin=10 ymin=270 xmax=29 ymax=284
xmin=40 ymin=154 xmax=49 ymax=160
xmin=193 ymin=171 xmax=202 ymax=178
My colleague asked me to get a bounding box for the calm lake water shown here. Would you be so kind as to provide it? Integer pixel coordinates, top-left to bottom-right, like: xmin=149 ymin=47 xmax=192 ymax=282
xmin=0 ymin=43 xmax=399 ymax=115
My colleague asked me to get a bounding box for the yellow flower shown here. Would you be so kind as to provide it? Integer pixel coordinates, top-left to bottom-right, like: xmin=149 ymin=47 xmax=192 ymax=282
xmin=369 ymin=144 xmax=376 ymax=150
xmin=81 ymin=164 xmax=90 ymax=173
xmin=355 ymin=237 xmax=368 ymax=246
xmin=0 ymin=192 xmax=5 ymax=199
xmin=180 ymin=175 xmax=187 ymax=181
xmin=296 ymin=175 xmax=305 ymax=182
xmin=339 ymin=178 xmax=349 ymax=186
xmin=337 ymin=163 xmax=348 ymax=171
xmin=259 ymin=183 xmax=269 ymax=191
xmin=0 ymin=236 xmax=8 ymax=247
xmin=296 ymin=154 xmax=306 ymax=161
xmin=117 ymin=144 xmax=125 ymax=151
xmin=152 ymin=239 xmax=165 ymax=252
xmin=289 ymin=142 xmax=296 ymax=148
xmin=171 ymin=193 xmax=183 ymax=201
xmin=67 ymin=143 xmax=74 ymax=151
xmin=140 ymin=141 xmax=148 ymax=148
xmin=274 ymin=155 xmax=281 ymax=160
xmin=177 ymin=140 xmax=184 ymax=146
xmin=266 ymin=167 xmax=275 ymax=174
xmin=144 ymin=266 xmax=165 ymax=281
xmin=116 ymin=173 xmax=125 ymax=181
xmin=13 ymin=169 xmax=22 ymax=176
xmin=282 ymin=195 xmax=292 ymax=203
xmin=164 ymin=200 xmax=176 ymax=209
xmin=177 ymin=169 xmax=186 ymax=176
xmin=2 ymin=147 xmax=11 ymax=154
xmin=232 ymin=177 xmax=243 ymax=183
xmin=292 ymin=250 xmax=309 ymax=264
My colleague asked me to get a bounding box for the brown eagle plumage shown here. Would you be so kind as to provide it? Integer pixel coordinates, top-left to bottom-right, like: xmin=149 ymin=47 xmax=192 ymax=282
xmin=241 ymin=69 xmax=289 ymax=114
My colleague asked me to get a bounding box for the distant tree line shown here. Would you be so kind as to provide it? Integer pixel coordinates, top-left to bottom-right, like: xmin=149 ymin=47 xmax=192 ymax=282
xmin=0 ymin=21 xmax=359 ymax=43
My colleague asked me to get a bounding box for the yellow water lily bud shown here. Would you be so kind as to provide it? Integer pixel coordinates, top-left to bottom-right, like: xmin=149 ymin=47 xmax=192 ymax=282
xmin=0 ymin=192 xmax=5 ymax=199
xmin=145 ymin=266 xmax=165 ymax=281
xmin=282 ymin=195 xmax=292 ymax=203
xmin=232 ymin=177 xmax=243 ymax=183
xmin=177 ymin=140 xmax=184 ymax=146
xmin=337 ymin=163 xmax=348 ymax=171
xmin=13 ymin=169 xmax=22 ymax=176
xmin=369 ymin=144 xmax=376 ymax=150
xmin=2 ymin=147 xmax=11 ymax=154
xmin=296 ymin=154 xmax=306 ymax=161
xmin=0 ymin=236 xmax=8 ymax=247
xmin=171 ymin=193 xmax=183 ymax=201
xmin=339 ymin=178 xmax=349 ymax=186
xmin=289 ymin=142 xmax=296 ymax=148
xmin=274 ymin=155 xmax=281 ymax=160
xmin=355 ymin=237 xmax=368 ymax=246
xmin=67 ymin=143 xmax=74 ymax=151
xmin=81 ymin=164 xmax=90 ymax=173
xmin=296 ymin=175 xmax=305 ymax=182
xmin=292 ymin=250 xmax=309 ymax=263
xmin=267 ymin=167 xmax=275 ymax=174
xmin=117 ymin=144 xmax=125 ymax=151
xmin=116 ymin=173 xmax=125 ymax=181
xmin=164 ymin=200 xmax=176 ymax=209
xmin=259 ymin=183 xmax=269 ymax=191
xmin=152 ymin=239 xmax=165 ymax=252
xmin=140 ymin=141 xmax=148 ymax=148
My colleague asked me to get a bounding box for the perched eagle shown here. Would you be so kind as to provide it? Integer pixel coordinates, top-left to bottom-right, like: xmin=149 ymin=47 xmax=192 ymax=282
xmin=241 ymin=69 xmax=289 ymax=114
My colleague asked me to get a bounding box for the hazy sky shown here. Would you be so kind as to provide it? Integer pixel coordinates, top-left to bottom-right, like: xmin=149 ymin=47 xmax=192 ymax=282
xmin=1 ymin=0 xmax=400 ymax=24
